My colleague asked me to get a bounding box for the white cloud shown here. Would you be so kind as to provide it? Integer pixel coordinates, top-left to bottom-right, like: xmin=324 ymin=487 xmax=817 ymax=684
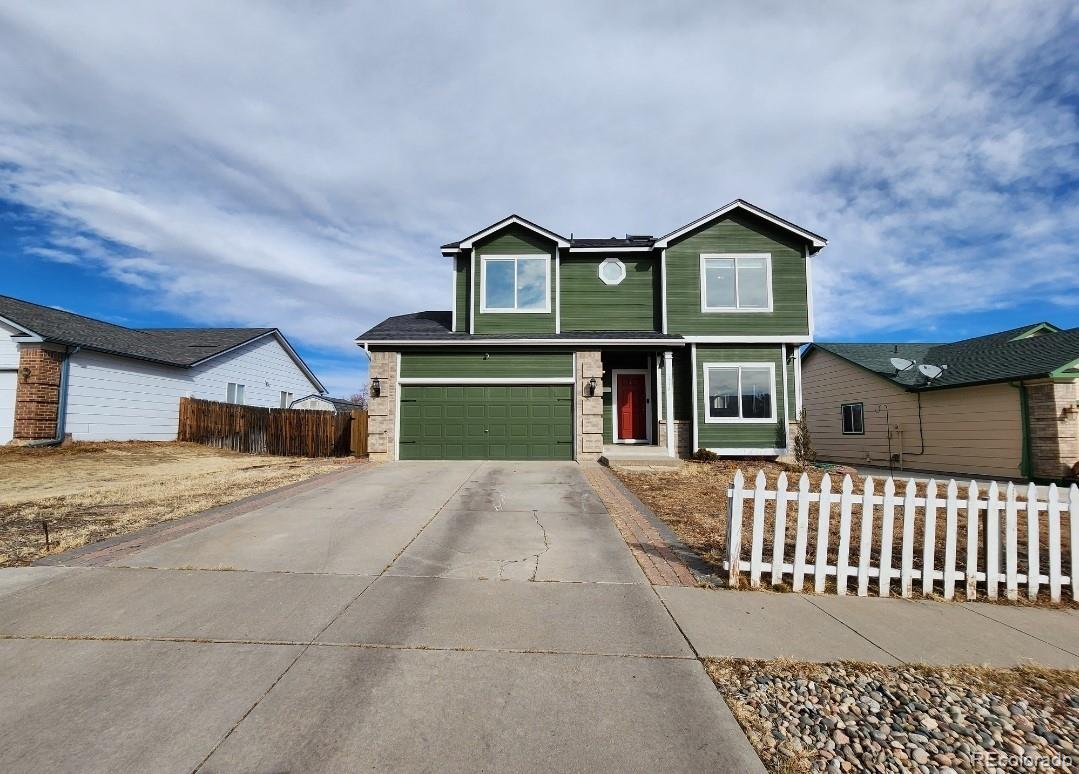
xmin=0 ymin=0 xmax=1076 ymax=357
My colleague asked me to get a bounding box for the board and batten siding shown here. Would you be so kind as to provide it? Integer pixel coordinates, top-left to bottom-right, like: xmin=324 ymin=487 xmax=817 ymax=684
xmin=472 ymin=225 xmax=557 ymax=335
xmin=801 ymin=348 xmax=1024 ymax=479
xmin=560 ymin=256 xmax=658 ymax=332
xmin=665 ymin=212 xmax=810 ymax=337
xmin=63 ymin=335 xmax=321 ymax=441
xmin=399 ymin=350 xmax=572 ymax=379
xmin=695 ymin=344 xmax=788 ymax=451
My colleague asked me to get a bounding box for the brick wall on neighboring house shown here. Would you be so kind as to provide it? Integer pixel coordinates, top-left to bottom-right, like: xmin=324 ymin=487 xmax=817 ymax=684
xmin=366 ymin=350 xmax=398 ymax=462
xmin=576 ymin=350 xmax=603 ymax=461
xmin=13 ymin=345 xmax=65 ymax=441
xmin=1026 ymin=380 xmax=1079 ymax=480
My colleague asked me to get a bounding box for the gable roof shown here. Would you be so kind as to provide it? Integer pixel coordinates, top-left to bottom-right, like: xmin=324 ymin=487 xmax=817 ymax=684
xmin=0 ymin=294 xmax=325 ymax=390
xmin=291 ymin=394 xmax=364 ymax=411
xmin=654 ymin=199 xmax=827 ymax=251
xmin=808 ymin=322 xmax=1079 ymax=391
xmin=441 ymin=214 xmax=570 ymax=253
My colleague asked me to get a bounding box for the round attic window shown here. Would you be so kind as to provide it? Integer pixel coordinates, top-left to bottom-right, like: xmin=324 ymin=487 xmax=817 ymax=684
xmin=598 ymin=257 xmax=626 ymax=285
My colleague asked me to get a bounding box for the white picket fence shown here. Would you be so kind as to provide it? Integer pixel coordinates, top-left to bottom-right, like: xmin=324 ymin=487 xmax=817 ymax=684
xmin=725 ymin=470 xmax=1079 ymax=603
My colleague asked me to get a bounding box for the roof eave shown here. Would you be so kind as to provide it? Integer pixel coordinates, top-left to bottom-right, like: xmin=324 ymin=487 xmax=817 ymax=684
xmin=455 ymin=215 xmax=570 ymax=250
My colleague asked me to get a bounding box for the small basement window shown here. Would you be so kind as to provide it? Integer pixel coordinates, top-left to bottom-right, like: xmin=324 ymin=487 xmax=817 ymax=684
xmin=598 ymin=257 xmax=626 ymax=285
xmin=226 ymin=382 xmax=246 ymax=405
xmin=841 ymin=402 xmax=864 ymax=434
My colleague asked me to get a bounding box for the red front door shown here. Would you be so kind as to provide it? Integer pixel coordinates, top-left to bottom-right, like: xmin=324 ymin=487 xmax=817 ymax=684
xmin=616 ymin=374 xmax=647 ymax=441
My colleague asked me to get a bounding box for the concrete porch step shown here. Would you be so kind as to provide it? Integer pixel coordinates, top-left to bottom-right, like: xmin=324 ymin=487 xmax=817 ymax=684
xmin=599 ymin=445 xmax=682 ymax=469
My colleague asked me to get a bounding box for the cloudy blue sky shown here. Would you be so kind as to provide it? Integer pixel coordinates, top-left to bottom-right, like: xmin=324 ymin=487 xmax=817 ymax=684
xmin=1 ymin=1 xmax=1077 ymax=396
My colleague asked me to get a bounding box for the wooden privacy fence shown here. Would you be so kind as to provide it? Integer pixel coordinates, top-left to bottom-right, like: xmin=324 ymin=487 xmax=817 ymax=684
xmin=178 ymin=397 xmax=368 ymax=457
xmin=725 ymin=470 xmax=1079 ymax=603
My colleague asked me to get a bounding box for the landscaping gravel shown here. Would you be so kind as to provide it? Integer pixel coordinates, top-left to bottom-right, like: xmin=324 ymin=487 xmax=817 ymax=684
xmin=706 ymin=658 xmax=1078 ymax=773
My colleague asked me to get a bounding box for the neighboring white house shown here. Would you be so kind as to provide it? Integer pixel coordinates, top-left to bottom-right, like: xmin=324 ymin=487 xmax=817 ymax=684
xmin=290 ymin=394 xmax=364 ymax=412
xmin=0 ymin=294 xmax=326 ymax=443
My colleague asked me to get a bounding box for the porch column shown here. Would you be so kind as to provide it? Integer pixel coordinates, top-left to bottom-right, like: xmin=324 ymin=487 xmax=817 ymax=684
xmin=664 ymin=350 xmax=675 ymax=458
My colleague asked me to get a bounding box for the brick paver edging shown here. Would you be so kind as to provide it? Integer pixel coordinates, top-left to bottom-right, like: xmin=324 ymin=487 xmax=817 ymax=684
xmin=582 ymin=463 xmax=698 ymax=587
xmin=34 ymin=462 xmax=372 ymax=568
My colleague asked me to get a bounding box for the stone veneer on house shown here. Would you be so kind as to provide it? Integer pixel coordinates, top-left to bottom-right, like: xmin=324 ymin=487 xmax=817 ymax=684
xmin=366 ymin=350 xmax=398 ymax=462
xmin=576 ymin=351 xmax=603 ymax=461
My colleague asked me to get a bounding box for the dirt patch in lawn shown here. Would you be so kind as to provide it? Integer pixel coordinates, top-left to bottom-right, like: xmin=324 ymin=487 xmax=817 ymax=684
xmin=613 ymin=460 xmax=1074 ymax=605
xmin=0 ymin=441 xmax=344 ymax=567
xmin=706 ymin=658 xmax=1079 ymax=773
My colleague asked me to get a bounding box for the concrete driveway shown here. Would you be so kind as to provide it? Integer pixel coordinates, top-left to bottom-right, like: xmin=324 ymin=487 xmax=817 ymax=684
xmin=0 ymin=461 xmax=762 ymax=773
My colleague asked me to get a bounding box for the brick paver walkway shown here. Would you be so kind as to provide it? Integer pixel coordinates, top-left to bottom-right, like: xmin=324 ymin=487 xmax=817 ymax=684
xmin=583 ymin=464 xmax=697 ymax=586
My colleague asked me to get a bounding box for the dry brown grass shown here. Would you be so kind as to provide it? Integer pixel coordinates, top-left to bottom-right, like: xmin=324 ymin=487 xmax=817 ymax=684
xmin=0 ymin=441 xmax=341 ymax=567
xmin=615 ymin=460 xmax=1074 ymax=605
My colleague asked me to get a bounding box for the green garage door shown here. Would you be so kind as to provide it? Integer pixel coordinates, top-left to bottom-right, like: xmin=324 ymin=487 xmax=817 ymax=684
xmin=399 ymin=384 xmax=573 ymax=460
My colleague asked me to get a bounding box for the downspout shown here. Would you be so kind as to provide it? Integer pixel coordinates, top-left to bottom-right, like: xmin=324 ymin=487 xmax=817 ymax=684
xmin=27 ymin=346 xmax=78 ymax=448
xmin=1012 ymin=381 xmax=1032 ymax=479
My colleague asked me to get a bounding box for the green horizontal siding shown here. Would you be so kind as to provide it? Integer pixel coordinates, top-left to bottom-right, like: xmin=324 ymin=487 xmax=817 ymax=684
xmin=666 ymin=212 xmax=810 ymax=336
xmin=400 ymin=350 xmax=572 ymax=378
xmin=473 ymin=225 xmax=557 ymax=335
xmin=694 ymin=344 xmax=787 ymax=450
xmin=560 ymin=256 xmax=658 ymax=332
xmin=454 ymin=255 xmax=469 ymax=332
xmin=399 ymin=384 xmax=572 ymax=460
xmin=786 ymin=348 xmax=798 ymax=417
xmin=669 ymin=347 xmax=693 ymax=421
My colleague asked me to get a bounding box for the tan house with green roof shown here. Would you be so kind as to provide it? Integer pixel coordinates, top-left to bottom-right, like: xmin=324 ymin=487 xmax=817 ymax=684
xmin=802 ymin=323 xmax=1079 ymax=482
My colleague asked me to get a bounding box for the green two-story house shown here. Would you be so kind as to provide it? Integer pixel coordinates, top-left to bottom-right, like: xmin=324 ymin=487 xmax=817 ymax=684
xmin=356 ymin=199 xmax=827 ymax=462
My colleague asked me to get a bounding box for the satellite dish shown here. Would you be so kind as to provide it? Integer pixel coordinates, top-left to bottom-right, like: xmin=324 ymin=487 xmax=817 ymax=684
xmin=890 ymin=357 xmax=914 ymax=372
xmin=917 ymin=364 xmax=944 ymax=380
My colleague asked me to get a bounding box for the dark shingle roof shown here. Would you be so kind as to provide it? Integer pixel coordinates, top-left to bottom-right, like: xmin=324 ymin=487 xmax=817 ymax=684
xmin=356 ymin=311 xmax=682 ymax=342
xmin=570 ymin=236 xmax=655 ymax=248
xmin=0 ymin=294 xmax=275 ymax=367
xmin=811 ymin=323 xmax=1079 ymax=390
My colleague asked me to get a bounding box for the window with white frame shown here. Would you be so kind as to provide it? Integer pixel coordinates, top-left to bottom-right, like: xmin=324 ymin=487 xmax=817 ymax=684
xmin=280 ymin=391 xmax=294 ymax=408
xmin=226 ymin=382 xmax=246 ymax=405
xmin=841 ymin=402 xmax=864 ymax=434
xmin=703 ymin=363 xmax=775 ymax=422
xmin=481 ymin=255 xmax=550 ymax=312
xmin=700 ymin=253 xmax=772 ymax=312
xmin=598 ymin=257 xmax=626 ymax=285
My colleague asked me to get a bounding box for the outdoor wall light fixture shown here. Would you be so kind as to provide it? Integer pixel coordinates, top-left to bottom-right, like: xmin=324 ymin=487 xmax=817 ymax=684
xmin=370 ymin=377 xmax=381 ymax=398
xmin=587 ymin=377 xmax=597 ymax=397
xmin=19 ymin=366 xmax=31 ymax=382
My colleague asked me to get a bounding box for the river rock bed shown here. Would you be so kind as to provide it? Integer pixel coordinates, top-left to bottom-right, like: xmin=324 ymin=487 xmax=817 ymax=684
xmin=705 ymin=659 xmax=1079 ymax=773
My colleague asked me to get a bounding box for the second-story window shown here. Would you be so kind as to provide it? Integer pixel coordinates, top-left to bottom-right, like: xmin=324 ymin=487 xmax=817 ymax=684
xmin=700 ymin=253 xmax=772 ymax=312
xmin=481 ymin=255 xmax=550 ymax=313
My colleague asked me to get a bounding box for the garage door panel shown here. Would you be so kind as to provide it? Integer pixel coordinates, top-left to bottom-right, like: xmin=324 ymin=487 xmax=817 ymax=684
xmin=399 ymin=384 xmax=572 ymax=460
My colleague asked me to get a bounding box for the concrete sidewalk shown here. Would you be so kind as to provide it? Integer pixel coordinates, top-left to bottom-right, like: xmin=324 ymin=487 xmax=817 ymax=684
xmin=658 ymin=586 xmax=1079 ymax=667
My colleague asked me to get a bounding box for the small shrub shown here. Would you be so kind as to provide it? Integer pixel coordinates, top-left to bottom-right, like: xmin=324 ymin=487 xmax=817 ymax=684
xmin=692 ymin=448 xmax=720 ymax=462
xmin=792 ymin=409 xmax=817 ymax=470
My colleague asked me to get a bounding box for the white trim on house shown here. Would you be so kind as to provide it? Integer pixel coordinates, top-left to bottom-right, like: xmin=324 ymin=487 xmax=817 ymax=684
xmin=655 ymin=199 xmax=827 ymax=249
xmin=705 ymin=447 xmax=786 ymax=456
xmin=450 ymin=256 xmax=457 ymax=333
xmin=398 ymin=377 xmax=574 ymax=385
xmin=555 ymin=248 xmax=561 ymax=334
xmin=663 ymin=350 xmax=675 ymax=457
xmin=572 ymin=351 xmax=578 ymax=459
xmin=567 ymin=246 xmax=653 ymax=253
xmin=479 ymin=255 xmax=552 ymax=314
xmin=394 ymin=352 xmax=402 ymax=461
xmin=681 ymin=335 xmax=810 ymax=344
xmin=701 ymin=361 xmax=777 ymax=424
xmin=611 ymin=368 xmax=652 ymax=444
xmin=456 ymin=215 xmax=570 ymax=250
xmin=794 ymin=346 xmax=803 ymax=414
xmin=357 ymin=338 xmax=686 ymax=347
xmin=469 ymin=250 xmax=476 ymax=333
xmin=782 ymin=344 xmax=789 ymax=428
xmin=0 ymin=314 xmax=43 ymax=341
xmin=690 ymin=344 xmax=699 ymax=453
xmin=699 ymin=253 xmax=773 ymax=314
xmin=597 ymin=257 xmax=626 ymax=286
xmin=660 ymin=248 xmax=668 ymax=334
xmin=805 ymin=243 xmax=815 ymax=340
